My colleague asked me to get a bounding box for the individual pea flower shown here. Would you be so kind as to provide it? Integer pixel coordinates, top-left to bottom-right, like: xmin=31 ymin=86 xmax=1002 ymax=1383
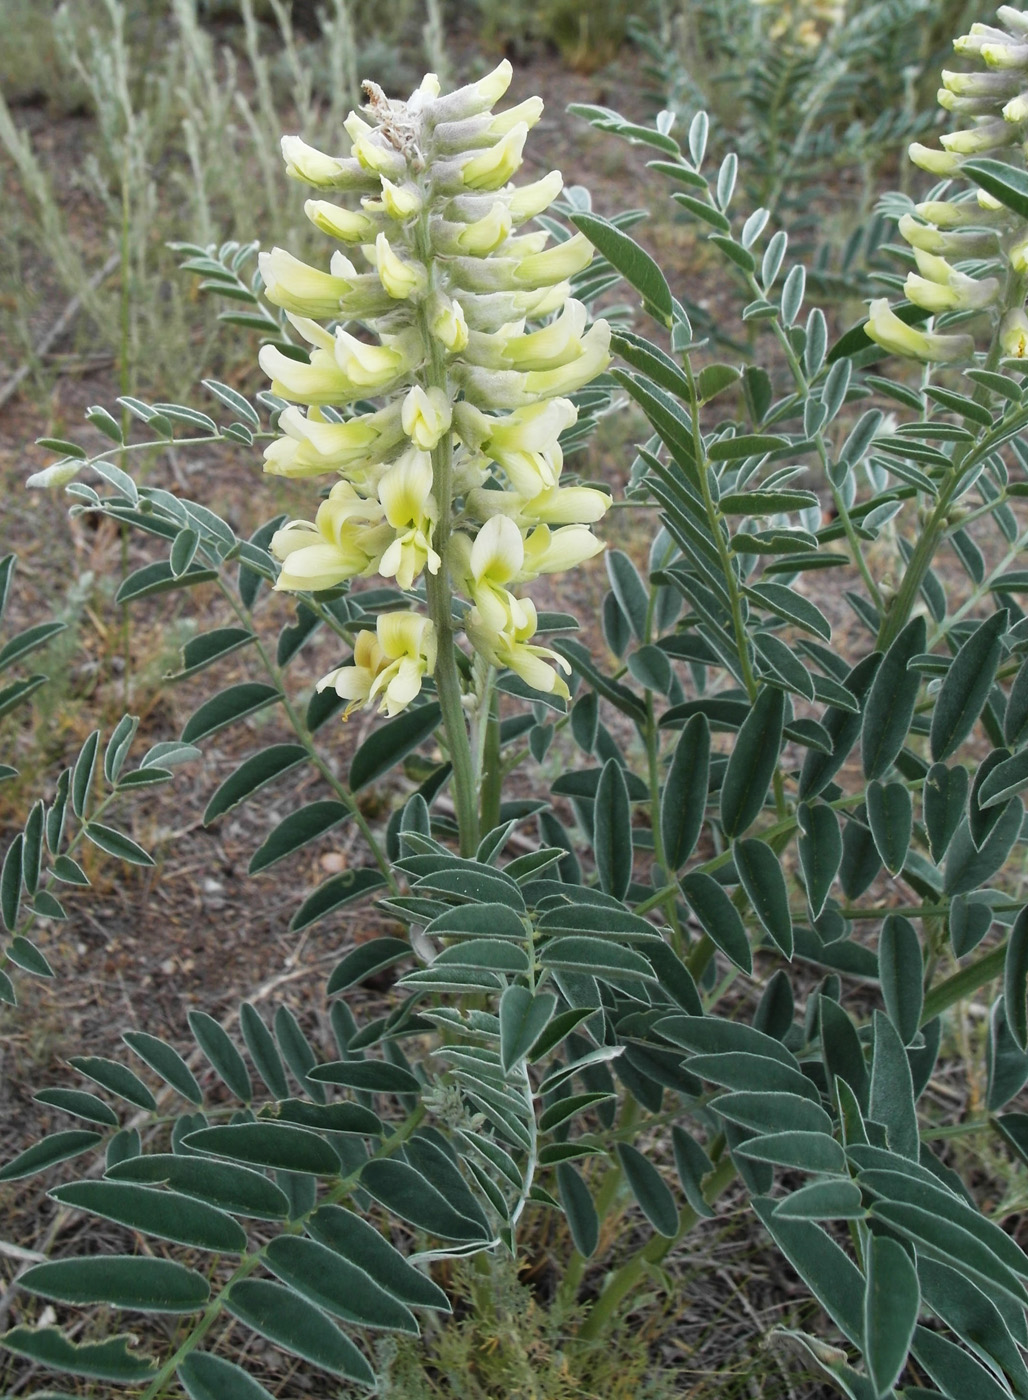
xmin=465 ymin=594 xmax=571 ymax=699
xmin=258 ymin=248 xmax=353 ymax=318
xmin=455 ymin=397 xmax=577 ymax=497
xmin=904 ymin=249 xmax=1000 ymax=314
xmin=864 ymin=299 xmax=975 ymax=363
xmin=270 ymin=482 xmax=391 ymax=591
xmin=262 ymin=403 xmax=405 ymax=480
xmin=280 ymin=135 xmax=376 ymax=191
xmin=520 ymin=524 xmax=606 ymax=578
xmin=464 ymin=482 xmax=612 ymax=527
xmin=304 ymin=199 xmax=383 ymax=243
xmin=1000 ymin=308 xmax=1028 ymax=356
xmin=376 ymin=449 xmax=441 ymax=590
xmin=401 ymin=386 xmax=452 ymax=450
xmin=318 ymin=612 xmax=437 ymax=718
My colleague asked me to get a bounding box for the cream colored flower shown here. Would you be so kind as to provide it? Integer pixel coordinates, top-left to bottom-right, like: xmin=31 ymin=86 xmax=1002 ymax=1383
xmin=1000 ymin=308 xmax=1028 ymax=357
xmin=460 ymin=124 xmax=528 ymax=191
xmin=367 ymin=232 xmax=427 ymax=300
xmin=280 ymin=135 xmax=374 ymax=190
xmin=864 ymin=299 xmax=974 ymax=363
xmin=258 ymin=248 xmax=352 ymax=318
xmin=304 ymin=200 xmax=380 ymax=243
xmin=261 ymin=404 xmax=404 ymax=480
xmin=465 ymin=594 xmax=570 ymax=699
xmin=318 ymin=612 xmax=437 ymax=718
xmin=271 ymin=481 xmax=389 ymax=591
xmin=401 ymin=385 xmax=452 ymax=450
xmin=377 ymin=449 xmax=441 ymax=589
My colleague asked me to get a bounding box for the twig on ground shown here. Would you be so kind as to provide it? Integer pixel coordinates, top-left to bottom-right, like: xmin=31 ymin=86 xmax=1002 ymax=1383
xmin=0 ymin=251 xmax=120 ymax=411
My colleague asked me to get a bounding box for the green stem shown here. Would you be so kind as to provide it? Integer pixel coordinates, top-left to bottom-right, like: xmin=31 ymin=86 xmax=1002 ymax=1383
xmin=480 ymin=682 xmax=502 ymax=837
xmin=645 ymin=691 xmax=684 ymax=954
xmin=576 ymin=1153 xmax=737 ymax=1341
xmin=921 ymin=941 xmax=1007 ymax=1025
xmin=415 ymin=286 xmax=478 ymax=853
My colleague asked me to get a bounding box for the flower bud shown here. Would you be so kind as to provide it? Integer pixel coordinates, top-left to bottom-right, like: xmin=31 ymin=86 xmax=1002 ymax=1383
xmin=915 ymin=198 xmax=1007 ymax=227
xmin=368 ymin=232 xmax=426 ymax=300
xmin=488 ymin=97 xmax=544 ymax=137
xmin=304 ymin=200 xmax=380 ymax=242
xmin=999 ymin=6 xmax=1028 ymax=35
xmin=459 ymin=124 xmax=529 ymax=191
xmin=258 ymin=247 xmax=352 ymax=318
xmin=954 ymin=22 xmax=1015 ymax=58
xmin=280 ymin=135 xmax=375 ymax=190
xmin=939 ymin=90 xmax=1005 ymax=115
xmin=904 ymin=249 xmax=1000 ymax=312
xmin=26 ymin=460 xmax=81 ymax=489
xmin=940 ymin=119 xmax=1016 ymax=153
xmin=455 ymin=203 xmax=514 ymax=255
xmin=427 ymin=292 xmax=469 ymax=352
xmin=378 ymin=178 xmax=423 ymax=220
xmin=980 ymin=40 xmax=1028 ymax=67
xmin=898 ymin=213 xmax=997 ymax=257
xmin=908 ymin=142 xmax=965 ymax=175
xmin=941 ymin=67 xmax=1021 ymax=97
xmin=500 ymin=299 xmax=589 ymax=370
xmin=335 ymin=328 xmax=418 ymax=391
xmin=425 ymin=59 xmax=513 ymax=126
xmin=513 ymin=233 xmax=594 ymax=288
xmin=1010 ymin=233 xmax=1028 ymax=272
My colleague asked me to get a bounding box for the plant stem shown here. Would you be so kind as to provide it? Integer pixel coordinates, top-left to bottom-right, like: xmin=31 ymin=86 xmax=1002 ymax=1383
xmin=921 ymin=941 xmax=1007 ymax=1024
xmin=576 ymin=1153 xmax=737 ymax=1341
xmin=416 ymin=293 xmax=478 ymax=854
xmin=480 ymin=682 xmax=502 ymax=837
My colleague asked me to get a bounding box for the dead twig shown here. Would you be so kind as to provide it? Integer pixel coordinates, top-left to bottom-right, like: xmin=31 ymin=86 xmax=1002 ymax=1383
xmin=0 ymin=251 xmax=121 ymax=411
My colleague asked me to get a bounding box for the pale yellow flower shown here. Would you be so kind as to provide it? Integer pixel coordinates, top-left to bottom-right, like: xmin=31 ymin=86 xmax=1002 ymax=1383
xmin=377 ymin=449 xmax=441 ymax=589
xmin=401 ymin=385 xmax=453 ymax=450
xmin=258 ymin=247 xmax=352 ymax=318
xmin=270 ymin=482 xmax=389 ymax=591
xmin=465 ymin=594 xmax=570 ymax=699
xmin=318 ymin=612 xmax=436 ymax=717
xmin=261 ymin=404 xmax=404 ymax=480
xmin=864 ymin=299 xmax=974 ymax=363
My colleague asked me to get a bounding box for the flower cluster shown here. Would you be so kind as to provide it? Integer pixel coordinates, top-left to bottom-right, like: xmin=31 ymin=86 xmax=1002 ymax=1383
xmin=866 ymin=4 xmax=1028 ymax=362
xmin=261 ymin=62 xmax=611 ymax=716
xmin=751 ymin=0 xmax=845 ymax=50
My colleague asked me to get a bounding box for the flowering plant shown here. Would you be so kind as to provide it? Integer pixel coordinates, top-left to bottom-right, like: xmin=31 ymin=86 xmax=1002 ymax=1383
xmin=9 ymin=15 xmax=1028 ymax=1400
